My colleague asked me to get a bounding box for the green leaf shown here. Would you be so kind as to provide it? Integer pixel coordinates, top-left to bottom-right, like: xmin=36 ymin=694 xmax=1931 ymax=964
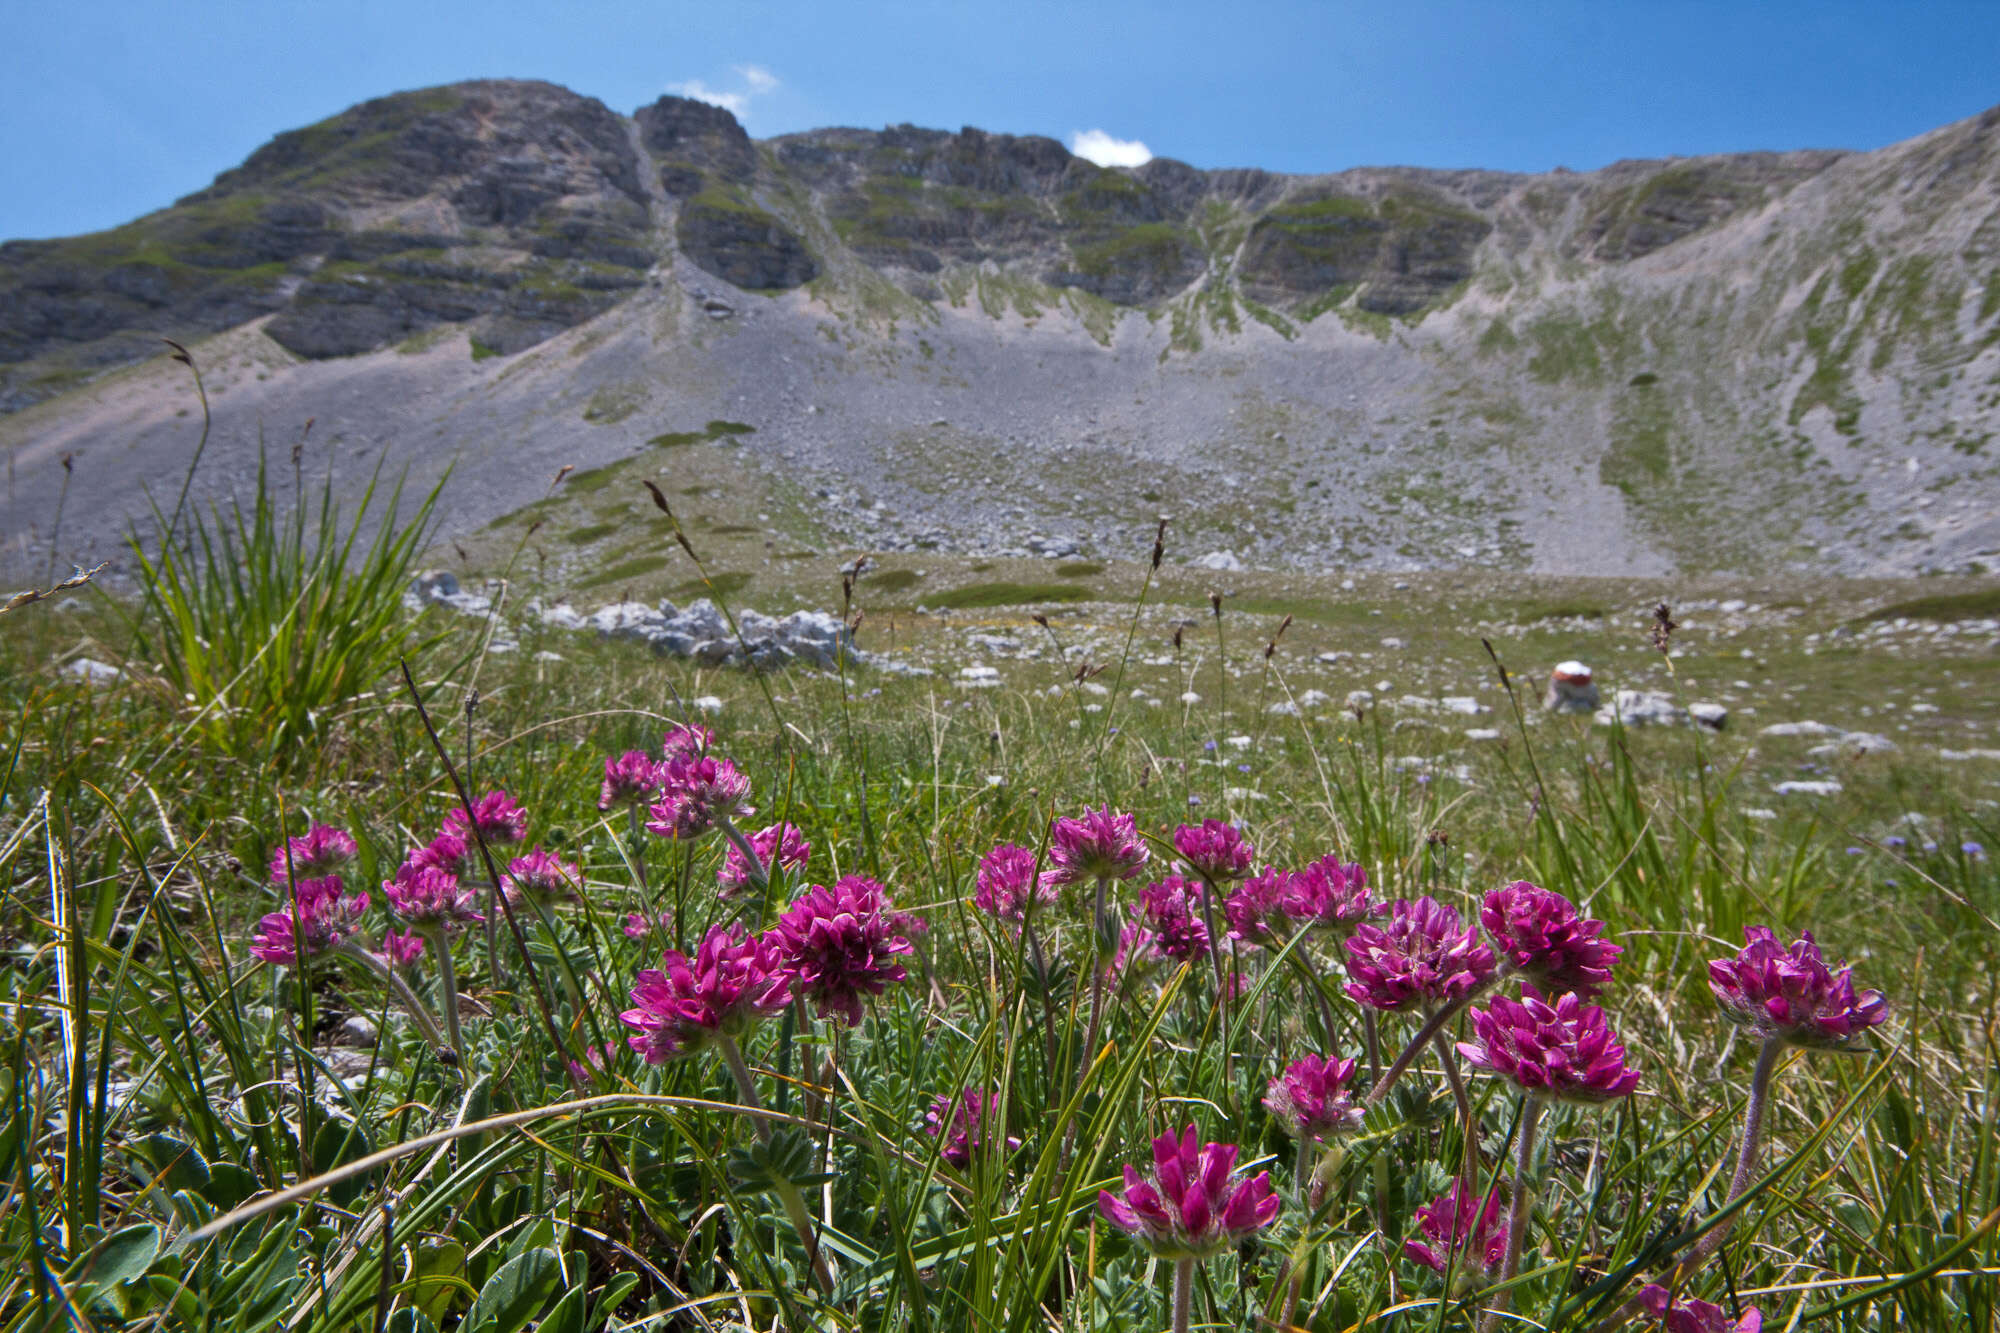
xmin=384 ymin=1309 xmax=439 ymax=1333
xmin=201 ymin=1161 xmax=260 ymax=1210
xmin=131 ymin=1133 xmax=210 ymax=1193
xmin=588 ymin=1272 xmax=642 ymax=1329
xmin=407 ymin=1239 xmax=467 ymax=1325
xmin=461 ymin=1247 xmax=560 ymax=1333
xmin=309 ymin=1118 xmax=376 ymax=1206
xmin=81 ymin=1223 xmax=160 ymax=1288
xmin=539 ymin=1282 xmax=591 ymax=1333
xmin=728 ymin=1126 xmax=820 ymax=1193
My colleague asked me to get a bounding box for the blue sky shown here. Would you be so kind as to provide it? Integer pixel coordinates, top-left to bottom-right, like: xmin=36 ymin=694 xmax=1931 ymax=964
xmin=5 ymin=1 xmax=1998 ymax=241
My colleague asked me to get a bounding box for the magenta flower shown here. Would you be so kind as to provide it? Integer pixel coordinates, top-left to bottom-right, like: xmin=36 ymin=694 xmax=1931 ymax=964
xmin=718 ymin=821 xmax=812 ymax=899
xmin=774 ymin=876 xmax=914 ymax=1025
xmin=1097 ymin=1125 xmax=1280 ymax=1260
xmin=267 ymin=823 xmax=358 ymax=883
xmin=1287 ymin=855 xmax=1383 ymax=936
xmin=1707 ymin=927 xmax=1886 ymax=1050
xmin=1173 ymin=819 xmax=1255 ymax=883
xmin=1108 ymin=916 xmax=1163 ymax=982
xmin=566 ymin=1041 xmax=626 ymax=1082
xmin=645 ymin=754 xmax=753 ymax=841
xmin=1045 ymin=806 xmax=1149 ymax=886
xmin=973 ymin=843 xmax=1057 ymax=921
xmin=384 ymin=866 xmax=486 ymax=932
xmin=1264 ymin=1053 xmax=1363 ymax=1141
xmin=1402 ymin=1183 xmax=1506 ymax=1275
xmin=249 ymin=876 xmax=369 ymax=965
xmin=1638 ymin=1285 xmax=1763 ymax=1333
xmin=381 ymin=928 xmax=427 ymax=967
xmin=1459 ymin=985 xmax=1641 ymax=1104
xmin=1224 ymin=867 xmax=1296 ymax=945
xmin=598 ymin=751 xmax=664 ymax=811
xmin=621 ymin=912 xmax=655 ymax=940
xmin=1137 ymin=876 xmax=1213 ymax=963
xmin=400 ymin=831 xmax=468 ymax=880
xmin=1344 ymin=896 xmax=1497 ymax=1013
xmin=621 ymin=923 xmax=792 ymax=1061
xmin=500 ymin=847 xmax=582 ymax=907
xmin=924 ymin=1088 xmax=1022 ymax=1169
xmin=443 ymin=789 xmax=528 ymax=845
xmin=1481 ymin=881 xmax=1622 ymax=998
xmin=661 ymin=721 xmax=715 ymax=759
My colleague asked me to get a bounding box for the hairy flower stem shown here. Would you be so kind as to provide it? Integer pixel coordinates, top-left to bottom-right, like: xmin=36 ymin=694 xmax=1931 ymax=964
xmin=1172 ymin=1256 xmax=1195 ymax=1333
xmin=1681 ymin=1035 xmax=1784 ymax=1272
xmin=423 ymin=928 xmax=466 ymax=1064
xmin=1364 ymin=977 xmax=1496 ymax=1107
xmin=1486 ymin=1096 xmax=1545 ymax=1333
xmin=717 ymin=1035 xmax=836 ymax=1296
xmin=1435 ymin=1032 xmax=1480 ymax=1177
xmin=716 ymin=813 xmax=770 ymax=913
xmin=627 ymin=805 xmax=649 ymax=894
xmin=1079 ymin=874 xmax=1112 ymax=1089
xmin=335 ymin=943 xmax=451 ymax=1058
xmin=1022 ymin=917 xmax=1059 ymax=1081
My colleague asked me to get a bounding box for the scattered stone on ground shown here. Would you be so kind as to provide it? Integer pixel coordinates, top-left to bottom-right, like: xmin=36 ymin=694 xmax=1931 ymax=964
xmin=1544 ymin=660 xmax=1599 ymax=714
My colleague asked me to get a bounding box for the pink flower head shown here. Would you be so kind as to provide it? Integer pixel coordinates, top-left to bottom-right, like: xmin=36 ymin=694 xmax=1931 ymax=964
xmin=1224 ymin=867 xmax=1297 ymax=946
xmin=621 ymin=912 xmax=655 ymax=940
xmin=645 ymin=754 xmax=753 ymax=841
xmin=1402 ymin=1183 xmax=1506 ymax=1275
xmin=1287 ymin=855 xmax=1383 ymax=936
xmin=1097 ymin=1125 xmax=1280 ymax=1260
xmin=443 ymin=790 xmax=528 ymax=845
xmin=268 ymin=824 xmax=359 ymax=883
xmin=401 ymin=831 xmax=468 ymax=880
xmin=718 ymin=821 xmax=812 ymax=899
xmin=1638 ymin=1285 xmax=1763 ymax=1333
xmin=1707 ymin=927 xmax=1886 ymax=1050
xmin=1482 ymin=881 xmax=1622 ymax=998
xmin=598 ymin=751 xmax=664 ymax=811
xmin=383 ymin=866 xmax=485 ymax=932
xmin=924 ymin=1088 xmax=1021 ymax=1169
xmin=661 ymin=721 xmax=715 ymax=760
xmin=501 ymin=847 xmax=582 ymax=907
xmin=1137 ymin=876 xmax=1213 ymax=964
xmin=1173 ymin=820 xmax=1255 ymax=883
xmin=249 ymin=875 xmax=370 ymax=965
xmin=774 ymin=876 xmax=913 ymax=1026
xmin=620 ymin=923 xmax=792 ymax=1061
xmin=382 ymin=928 xmax=427 ymax=967
xmin=1459 ymin=985 xmax=1641 ymax=1104
xmin=1264 ymin=1053 xmax=1363 ymax=1141
xmin=1344 ymin=896 xmax=1497 ymax=1013
xmin=974 ymin=843 xmax=1057 ymax=921
xmin=1045 ymin=806 xmax=1149 ymax=887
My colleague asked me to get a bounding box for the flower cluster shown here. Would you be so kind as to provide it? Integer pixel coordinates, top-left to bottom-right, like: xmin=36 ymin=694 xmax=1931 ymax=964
xmin=646 ymin=754 xmax=754 ymax=841
xmin=1223 ymin=867 xmax=1295 ymax=945
xmin=1264 ymin=1053 xmax=1363 ymax=1141
xmin=1172 ymin=819 xmax=1255 ymax=883
xmin=1045 ymin=806 xmax=1149 ymax=886
xmin=1097 ymin=1125 xmax=1280 ymax=1260
xmin=501 ymin=847 xmax=582 ymax=908
xmin=1135 ymin=876 xmax=1212 ymax=964
xmin=1403 ymin=1183 xmax=1506 ymax=1275
xmin=1482 ymin=881 xmax=1622 ymax=998
xmin=717 ymin=821 xmax=811 ymax=898
xmin=1638 ymin=1285 xmax=1764 ymax=1333
xmin=1708 ymin=927 xmax=1886 ymax=1049
xmin=923 ymin=1088 xmax=1021 ymax=1169
xmin=1459 ymin=986 xmax=1641 ymax=1104
xmin=384 ymin=865 xmax=486 ymax=931
xmin=621 ymin=923 xmax=793 ymax=1061
xmin=1345 ymin=896 xmax=1497 ymax=1012
xmin=250 ymin=874 xmax=370 ymax=965
xmin=443 ymin=789 xmax=528 ymax=846
xmin=268 ymin=823 xmax=358 ymax=882
xmin=973 ymin=843 xmax=1056 ymax=921
xmin=1288 ymin=855 xmax=1381 ymax=936
xmin=599 ymin=750 xmax=664 ymax=811
xmin=774 ymin=876 xmax=917 ymax=1025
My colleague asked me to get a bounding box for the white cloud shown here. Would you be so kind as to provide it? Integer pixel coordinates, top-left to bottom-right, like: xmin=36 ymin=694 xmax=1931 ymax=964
xmin=736 ymin=64 xmax=779 ymax=95
xmin=1069 ymin=129 xmax=1153 ymax=168
xmin=668 ymin=79 xmax=748 ymax=116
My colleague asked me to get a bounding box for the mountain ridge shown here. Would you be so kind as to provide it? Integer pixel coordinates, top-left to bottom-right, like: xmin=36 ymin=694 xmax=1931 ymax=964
xmin=5 ymin=79 xmax=2000 ymax=580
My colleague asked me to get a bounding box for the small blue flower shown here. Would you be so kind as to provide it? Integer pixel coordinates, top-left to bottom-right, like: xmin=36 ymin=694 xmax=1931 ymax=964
xmin=1187 ymin=795 xmax=1203 ymax=807
xmin=1923 ymin=841 xmax=1940 ymax=853
xmin=1203 ymin=740 xmax=1217 ymax=752
xmin=1236 ymin=763 xmax=1251 ymax=773
xmin=1845 ymin=847 xmax=1863 ymax=856
xmin=1966 ymin=841 xmax=1987 ymax=858
xmin=1885 ymin=836 xmax=1907 ymax=849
